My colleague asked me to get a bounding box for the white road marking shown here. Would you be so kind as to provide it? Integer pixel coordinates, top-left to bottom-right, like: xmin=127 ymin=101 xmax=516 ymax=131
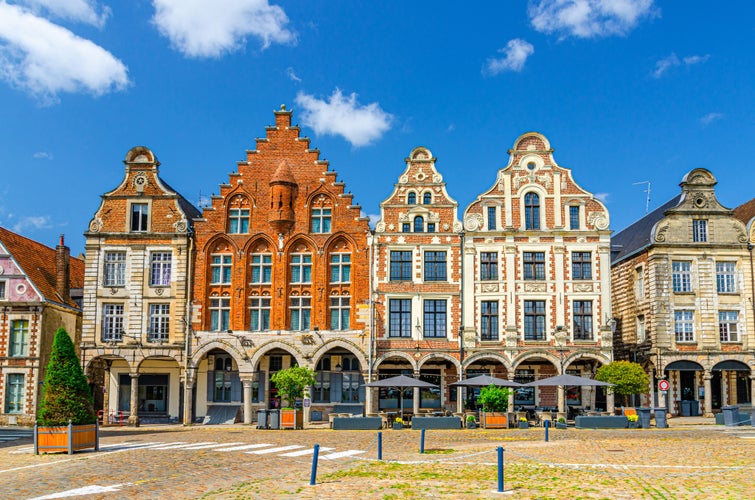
xmin=29 ymin=483 xmax=130 ymax=499
xmin=151 ymin=441 xmax=219 ymax=450
xmin=280 ymin=447 xmax=334 ymax=457
xmin=181 ymin=442 xmax=243 ymax=450
xmin=320 ymin=450 xmax=365 ymax=460
xmin=141 ymin=442 xmax=189 ymax=449
xmin=213 ymin=443 xmax=271 ymax=452
xmin=247 ymin=445 xmax=304 ymax=455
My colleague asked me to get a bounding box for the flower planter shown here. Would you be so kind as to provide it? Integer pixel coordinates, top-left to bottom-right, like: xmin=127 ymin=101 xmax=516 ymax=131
xmin=465 ymin=420 xmax=477 ymax=429
xmin=280 ymin=409 xmax=303 ymax=430
xmin=35 ymin=421 xmax=99 ymax=455
xmin=627 ymin=421 xmax=639 ymax=429
xmin=393 ymin=422 xmax=404 ymax=430
xmin=481 ymin=412 xmax=509 ymax=429
xmin=555 ymin=422 xmax=567 ymax=430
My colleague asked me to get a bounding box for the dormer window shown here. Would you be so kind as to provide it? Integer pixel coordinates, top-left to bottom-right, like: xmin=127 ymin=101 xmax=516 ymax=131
xmin=524 ymin=193 xmax=540 ymax=230
xmin=569 ymin=206 xmax=580 ymax=230
xmin=407 ymin=192 xmax=416 ymax=205
xmin=423 ymin=192 xmax=432 ymax=204
xmin=487 ymin=206 xmax=496 ymax=230
xmin=693 ymin=219 xmax=707 ymax=242
xmin=131 ymin=203 xmax=149 ymax=232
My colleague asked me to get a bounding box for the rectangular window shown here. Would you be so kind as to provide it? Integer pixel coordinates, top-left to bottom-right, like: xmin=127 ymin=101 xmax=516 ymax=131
xmin=290 ymin=254 xmax=312 ymax=283
xmin=569 ymin=206 xmax=580 ymax=230
xmin=228 ymin=208 xmax=250 ymax=234
xmin=427 ymin=222 xmax=436 ymax=233
xmin=523 ymin=252 xmax=545 ymax=280
xmin=423 ymin=299 xmax=446 ymax=338
xmin=250 ymin=297 xmax=271 ymax=331
xmin=211 ymin=255 xmax=232 ymax=284
xmin=389 ymin=299 xmax=411 ymax=337
xmin=672 ymin=261 xmax=692 ymax=292
xmin=719 ymin=311 xmax=739 ymax=342
xmin=390 ymin=251 xmax=412 ymax=281
xmin=692 ymin=219 xmax=707 ymax=242
xmin=716 ymin=262 xmax=736 ymax=293
xmin=424 ymin=251 xmax=447 ymax=281
xmin=5 ymin=373 xmax=25 ymax=413
xmin=342 ymin=372 xmax=360 ymax=402
xmin=269 ymin=355 xmax=283 ymax=372
xmin=148 ymin=304 xmax=170 ymax=342
xmin=313 ymin=371 xmax=330 ymax=403
xmin=674 ymin=310 xmax=695 ymax=342
xmin=250 ymin=254 xmax=272 ymax=284
xmin=572 ymin=300 xmax=593 ymax=340
xmin=487 ymin=206 xmax=496 ymax=230
xmin=480 ymin=252 xmax=498 ymax=281
xmin=9 ymin=320 xmax=29 ymax=357
xmin=524 ymin=300 xmax=546 ymax=340
xmin=571 ymin=252 xmax=592 ymax=280
xmin=290 ymin=297 xmax=311 ymax=330
xmin=0 ymin=280 xmax=5 ymax=299
xmin=330 ymin=253 xmax=351 ymax=283
xmin=402 ymin=223 xmax=410 ymax=233
xmin=480 ymin=301 xmax=499 ymax=341
xmin=210 ymin=298 xmax=231 ymax=331
xmin=150 ymin=252 xmax=172 ymax=286
xmin=311 ymin=208 xmax=332 ymax=233
xmin=636 ymin=315 xmax=645 ymax=343
xmin=104 ymin=251 xmax=126 ymax=287
xmin=131 ymin=203 xmax=148 ymax=232
xmin=102 ymin=304 xmax=124 ymax=341
xmin=330 ymin=296 xmax=350 ymax=330
xmin=635 ymin=266 xmax=645 ymax=298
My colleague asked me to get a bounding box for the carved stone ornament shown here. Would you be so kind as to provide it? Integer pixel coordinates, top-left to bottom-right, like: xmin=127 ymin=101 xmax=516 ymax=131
xmin=453 ymin=221 xmax=463 ymax=233
xmin=133 ymin=173 xmax=149 ymax=190
xmin=398 ymin=212 xmax=408 ymax=223
xmin=414 ymin=168 xmax=426 ymax=181
xmin=399 ymin=174 xmax=409 ymax=184
xmin=524 ymin=283 xmax=547 ymax=292
xmin=655 ymin=222 xmax=669 ymax=242
xmin=573 ymin=283 xmax=593 ymax=292
xmin=513 ymin=172 xmax=552 ymax=190
xmin=692 ymin=193 xmax=708 ymax=208
xmin=588 ymin=212 xmax=609 ymax=230
xmin=174 ymin=220 xmax=188 ymax=233
xmin=89 ymin=218 xmax=103 ymax=233
xmin=733 ymin=222 xmax=748 ymax=243
xmin=442 ymin=223 xmax=450 ymax=231
xmin=464 ymin=213 xmax=483 ymax=231
xmin=432 ymin=173 xmax=442 ymax=183
xmin=375 ymin=222 xmax=386 ymax=232
xmin=482 ymin=283 xmax=499 ymax=293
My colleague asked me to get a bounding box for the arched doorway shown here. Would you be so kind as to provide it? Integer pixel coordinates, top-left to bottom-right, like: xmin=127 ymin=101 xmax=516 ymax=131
xmin=711 ymin=360 xmax=751 ymax=408
xmin=664 ymin=360 xmax=703 ymax=415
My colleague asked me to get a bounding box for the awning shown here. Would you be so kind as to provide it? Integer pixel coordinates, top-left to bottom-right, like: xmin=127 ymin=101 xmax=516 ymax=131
xmin=712 ymin=360 xmax=750 ymax=371
xmin=665 ymin=360 xmax=703 ymax=371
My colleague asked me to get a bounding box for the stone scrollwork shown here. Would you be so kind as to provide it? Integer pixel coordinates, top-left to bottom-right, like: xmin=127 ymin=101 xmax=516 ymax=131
xmin=399 ymin=174 xmax=409 ymax=184
xmin=481 ymin=283 xmax=499 ymax=293
xmin=588 ymin=212 xmax=609 ymax=230
xmin=375 ymin=221 xmax=386 ymax=232
xmin=463 ymin=213 xmax=483 ymax=231
xmin=174 ymin=219 xmax=188 ymax=233
xmin=573 ymin=283 xmax=593 ymax=292
xmin=654 ymin=221 xmax=669 ymax=242
xmin=453 ymin=221 xmax=463 ymax=233
xmin=524 ymin=283 xmax=547 ymax=292
xmin=89 ymin=218 xmax=103 ymax=233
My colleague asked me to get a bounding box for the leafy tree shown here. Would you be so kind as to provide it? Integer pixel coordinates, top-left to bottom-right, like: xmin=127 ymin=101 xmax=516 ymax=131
xmin=37 ymin=327 xmax=96 ymax=426
xmin=477 ymin=385 xmax=512 ymax=412
xmin=595 ymin=361 xmax=650 ymax=407
xmin=270 ymin=366 xmax=316 ymax=409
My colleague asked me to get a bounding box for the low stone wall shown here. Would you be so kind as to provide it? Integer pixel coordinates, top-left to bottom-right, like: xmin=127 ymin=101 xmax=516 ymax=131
xmin=331 ymin=416 xmax=382 ymax=430
xmin=411 ymin=416 xmax=462 ymax=430
xmin=575 ymin=416 xmax=628 ymax=429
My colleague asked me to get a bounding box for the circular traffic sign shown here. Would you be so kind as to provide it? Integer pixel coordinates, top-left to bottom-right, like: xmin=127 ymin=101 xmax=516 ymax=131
xmin=658 ymin=379 xmax=670 ymax=391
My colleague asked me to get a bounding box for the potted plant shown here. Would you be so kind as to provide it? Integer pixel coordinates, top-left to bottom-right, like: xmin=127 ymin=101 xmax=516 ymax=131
xmin=627 ymin=414 xmax=639 ymax=429
xmin=270 ymin=365 xmax=316 ymax=430
xmin=35 ymin=327 xmax=99 ymax=454
xmin=595 ymin=361 xmax=650 ymax=408
xmin=465 ymin=414 xmax=477 ymax=429
xmin=393 ymin=417 xmax=405 ymax=430
xmin=556 ymin=417 xmax=567 ymax=429
xmin=478 ymin=385 xmax=512 ymax=429
xmin=518 ymin=417 xmax=529 ymax=429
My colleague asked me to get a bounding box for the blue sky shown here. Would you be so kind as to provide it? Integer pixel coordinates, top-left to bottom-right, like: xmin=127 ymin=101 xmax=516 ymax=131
xmin=1 ymin=1 xmax=753 ymax=256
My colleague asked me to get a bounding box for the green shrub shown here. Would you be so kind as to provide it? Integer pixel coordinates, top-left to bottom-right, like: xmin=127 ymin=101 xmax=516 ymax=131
xmin=270 ymin=365 xmax=316 ymax=408
xmin=595 ymin=361 xmax=650 ymax=407
xmin=477 ymin=385 xmax=512 ymax=412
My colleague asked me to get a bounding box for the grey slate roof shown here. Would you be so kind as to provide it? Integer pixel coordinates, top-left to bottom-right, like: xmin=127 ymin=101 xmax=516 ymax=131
xmin=610 ymin=195 xmax=681 ymax=265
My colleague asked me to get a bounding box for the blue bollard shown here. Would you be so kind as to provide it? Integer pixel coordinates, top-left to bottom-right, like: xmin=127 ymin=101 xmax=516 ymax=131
xmin=497 ymin=446 xmax=504 ymax=492
xmin=544 ymin=419 xmax=549 ymax=442
xmin=377 ymin=431 xmax=382 ymax=460
xmin=420 ymin=428 xmax=425 ymax=454
xmin=310 ymin=444 xmax=320 ymax=485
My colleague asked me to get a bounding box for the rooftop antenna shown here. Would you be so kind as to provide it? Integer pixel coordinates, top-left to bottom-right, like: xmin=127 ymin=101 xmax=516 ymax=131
xmin=632 ymin=181 xmax=651 ymax=214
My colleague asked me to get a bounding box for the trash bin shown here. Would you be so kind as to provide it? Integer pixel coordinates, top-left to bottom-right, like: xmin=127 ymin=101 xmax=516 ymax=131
xmin=268 ymin=409 xmax=280 ymax=430
xmin=256 ymin=409 xmax=268 ymax=429
xmin=679 ymin=400 xmax=691 ymax=417
xmin=654 ymin=408 xmax=667 ymax=428
xmin=690 ymin=401 xmax=700 ymax=416
xmin=721 ymin=405 xmax=740 ymax=426
xmin=310 ymin=410 xmax=323 ymax=422
xmin=636 ymin=407 xmax=652 ymax=429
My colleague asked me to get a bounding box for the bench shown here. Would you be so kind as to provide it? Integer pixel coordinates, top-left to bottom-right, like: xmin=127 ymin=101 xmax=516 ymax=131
xmin=410 ymin=416 xmax=462 ymax=430
xmin=331 ymin=416 xmax=382 ymax=430
xmin=575 ymin=416 xmax=629 ymax=429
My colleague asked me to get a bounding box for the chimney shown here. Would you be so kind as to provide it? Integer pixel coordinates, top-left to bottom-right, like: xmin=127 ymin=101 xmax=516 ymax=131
xmin=55 ymin=234 xmax=70 ymax=302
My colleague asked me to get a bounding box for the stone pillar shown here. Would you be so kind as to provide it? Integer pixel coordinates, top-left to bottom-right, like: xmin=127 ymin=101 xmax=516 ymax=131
xmin=102 ymin=364 xmax=111 ymax=416
xmin=363 ymin=371 xmax=374 ymax=414
xmin=242 ymin=377 xmax=254 ymax=425
xmin=507 ymin=373 xmax=515 ymax=413
xmin=606 ymin=391 xmax=615 ymax=414
xmin=183 ymin=368 xmax=195 ymax=426
xmin=557 ymin=387 xmax=565 ymax=413
xmin=413 ymin=370 xmax=421 ymax=415
xmin=750 ymin=374 xmax=755 ymax=410
xmin=703 ymin=371 xmax=713 ymax=417
xmin=128 ymin=372 xmax=140 ymax=427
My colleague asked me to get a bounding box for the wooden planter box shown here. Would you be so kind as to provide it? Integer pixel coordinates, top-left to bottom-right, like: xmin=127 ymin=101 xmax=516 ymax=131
xmin=280 ymin=409 xmax=303 ymax=430
xmin=482 ymin=412 xmax=509 ymax=429
xmin=35 ymin=421 xmax=99 ymax=455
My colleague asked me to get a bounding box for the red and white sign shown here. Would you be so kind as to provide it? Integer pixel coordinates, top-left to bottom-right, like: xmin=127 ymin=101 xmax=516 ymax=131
xmin=658 ymin=379 xmax=670 ymax=392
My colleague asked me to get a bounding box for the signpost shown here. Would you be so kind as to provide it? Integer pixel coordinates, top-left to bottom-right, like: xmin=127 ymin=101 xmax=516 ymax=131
xmin=658 ymin=379 xmax=669 ymax=409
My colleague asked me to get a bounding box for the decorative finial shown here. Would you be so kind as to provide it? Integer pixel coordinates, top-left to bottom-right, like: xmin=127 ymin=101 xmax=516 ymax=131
xmin=280 ymin=104 xmax=286 ymax=111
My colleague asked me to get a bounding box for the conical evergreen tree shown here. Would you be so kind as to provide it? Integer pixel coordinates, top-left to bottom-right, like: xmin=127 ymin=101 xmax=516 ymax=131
xmin=37 ymin=327 xmax=96 ymax=426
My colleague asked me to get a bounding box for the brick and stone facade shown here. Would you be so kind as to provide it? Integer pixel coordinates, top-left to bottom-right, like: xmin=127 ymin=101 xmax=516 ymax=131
xmin=82 ymin=146 xmax=199 ymax=425
xmin=612 ymin=169 xmax=754 ymax=416
xmin=463 ymin=132 xmax=613 ymax=414
xmin=189 ymin=106 xmax=370 ymax=424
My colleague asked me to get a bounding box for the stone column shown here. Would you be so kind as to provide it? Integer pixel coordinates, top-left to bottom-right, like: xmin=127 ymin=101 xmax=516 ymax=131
xmin=507 ymin=373 xmax=515 ymax=413
xmin=128 ymin=372 xmax=140 ymax=427
xmin=703 ymin=371 xmax=713 ymax=417
xmin=750 ymin=374 xmax=755 ymax=410
xmin=557 ymin=386 xmax=565 ymax=413
xmin=363 ymin=370 xmax=374 ymax=414
xmin=606 ymin=391 xmax=615 ymax=414
xmin=241 ymin=377 xmax=254 ymax=425
xmin=413 ymin=370 xmax=421 ymax=415
xmin=183 ymin=370 xmax=195 ymax=426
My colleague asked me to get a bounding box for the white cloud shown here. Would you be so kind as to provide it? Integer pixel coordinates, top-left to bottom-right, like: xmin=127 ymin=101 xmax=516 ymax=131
xmin=366 ymin=213 xmax=380 ymax=229
xmin=700 ymin=112 xmax=723 ymax=125
xmin=152 ymin=0 xmax=296 ymax=58
xmin=33 ymin=151 xmax=53 ymax=160
xmin=529 ymin=0 xmax=657 ymax=39
xmin=0 ymin=3 xmax=129 ymax=104
xmin=652 ymin=52 xmax=710 ymax=78
xmin=295 ymin=89 xmax=393 ymax=148
xmin=286 ymin=67 xmax=301 ymax=82
xmin=20 ymin=0 xmax=111 ymax=28
xmin=486 ymin=38 xmax=534 ymax=75
xmin=12 ymin=215 xmax=52 ymax=233
xmin=683 ymin=54 xmax=709 ymax=65
xmin=594 ymin=192 xmax=610 ymax=203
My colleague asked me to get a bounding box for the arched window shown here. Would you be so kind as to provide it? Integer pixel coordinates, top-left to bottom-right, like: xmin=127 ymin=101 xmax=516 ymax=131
xmin=524 ymin=193 xmax=540 ymax=230
xmin=407 ymin=192 xmax=416 ymax=204
xmin=423 ymin=192 xmax=432 ymax=204
xmin=413 ymin=216 xmax=424 ymax=232
xmin=228 ymin=196 xmax=250 ymax=234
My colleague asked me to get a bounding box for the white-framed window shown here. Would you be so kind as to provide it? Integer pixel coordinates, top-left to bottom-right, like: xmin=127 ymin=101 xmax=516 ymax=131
xmin=211 ymin=255 xmax=232 ymax=284
xmin=524 ymin=300 xmax=546 ymax=340
xmin=636 ymin=315 xmax=646 ymax=343
xmin=407 ymin=192 xmax=416 ymax=205
xmin=290 ymin=296 xmax=311 ymax=330
xmin=424 ymin=251 xmax=447 ymax=281
xmin=572 ymin=300 xmax=593 ymax=340
xmin=635 ymin=266 xmax=645 ymax=298
xmin=150 ymin=252 xmax=172 ymax=286
xmin=423 ymin=192 xmax=432 ymax=204
xmin=692 ymin=219 xmax=707 ymax=242
xmin=102 ymin=304 xmax=124 ymax=341
xmin=569 ymin=205 xmax=580 ymax=230
xmin=250 ymin=254 xmax=272 ymax=284
xmin=423 ymin=299 xmax=447 ymax=338
xmin=311 ymin=208 xmax=332 ymax=233
xmin=0 ymin=280 xmax=6 ymax=299
xmin=250 ymin=297 xmax=271 ymax=331
xmin=228 ymin=208 xmax=250 ymax=234
xmin=390 ymin=251 xmax=412 ymax=281
xmin=524 ymin=192 xmax=540 ymax=230
xmin=672 ymin=261 xmax=692 ymax=293
xmin=290 ymin=253 xmax=312 ymax=283
xmin=389 ymin=298 xmax=412 ymax=337
xmin=210 ymin=297 xmax=231 ymax=331
xmin=9 ymin=319 xmax=29 ymax=357
xmin=5 ymin=373 xmax=25 ymax=413
xmin=719 ymin=311 xmax=739 ymax=342
xmin=674 ymin=310 xmax=695 ymax=342
xmin=716 ymin=262 xmax=736 ymax=293
xmin=480 ymin=252 xmax=498 ymax=281
xmin=487 ymin=206 xmax=497 ymax=230
xmin=131 ymin=203 xmax=149 ymax=232
xmin=330 ymin=253 xmax=351 ymax=283
xmin=571 ymin=252 xmax=592 ymax=280
xmin=148 ymin=304 xmax=170 ymax=342
xmin=480 ymin=300 xmax=498 ymax=341
xmin=104 ymin=251 xmax=126 ymax=287
xmin=330 ymin=296 xmax=350 ymax=330
xmin=523 ymin=252 xmax=545 ymax=280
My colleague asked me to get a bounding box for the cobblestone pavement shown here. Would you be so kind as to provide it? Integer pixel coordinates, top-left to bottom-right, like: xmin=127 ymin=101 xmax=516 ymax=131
xmin=1 ymin=421 xmax=753 ymax=499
